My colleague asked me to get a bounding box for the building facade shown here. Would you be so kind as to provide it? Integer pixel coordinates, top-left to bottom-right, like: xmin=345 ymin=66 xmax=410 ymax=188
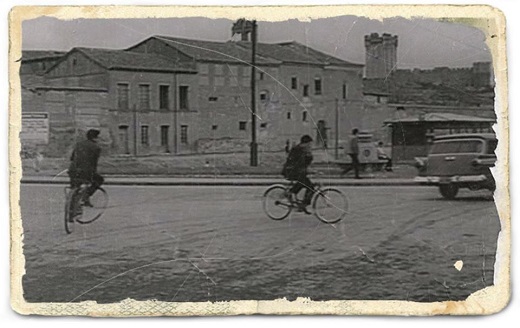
xmin=21 ymin=35 xmax=365 ymax=157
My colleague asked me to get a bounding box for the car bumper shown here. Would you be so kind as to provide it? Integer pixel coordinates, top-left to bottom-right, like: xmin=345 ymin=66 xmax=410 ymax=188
xmin=415 ymin=175 xmax=488 ymax=185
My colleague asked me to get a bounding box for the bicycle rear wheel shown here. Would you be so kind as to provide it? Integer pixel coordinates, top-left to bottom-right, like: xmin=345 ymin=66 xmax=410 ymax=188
xmin=64 ymin=188 xmax=77 ymax=234
xmin=76 ymin=187 xmax=109 ymax=224
xmin=312 ymin=187 xmax=348 ymax=224
xmin=263 ymin=185 xmax=292 ymax=220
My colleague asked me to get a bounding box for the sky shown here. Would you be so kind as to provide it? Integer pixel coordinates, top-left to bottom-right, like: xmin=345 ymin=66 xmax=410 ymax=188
xmin=22 ymin=15 xmax=492 ymax=70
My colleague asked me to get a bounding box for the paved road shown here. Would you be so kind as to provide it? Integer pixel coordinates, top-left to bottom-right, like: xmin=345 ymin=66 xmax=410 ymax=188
xmin=19 ymin=184 xmax=500 ymax=303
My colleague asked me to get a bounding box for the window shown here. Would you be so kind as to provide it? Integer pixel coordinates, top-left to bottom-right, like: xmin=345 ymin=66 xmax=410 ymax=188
xmin=141 ymin=125 xmax=149 ymax=145
xmin=302 ymin=111 xmax=308 ymax=122
xmin=179 ymin=86 xmax=189 ymax=111
xmin=118 ymin=125 xmax=130 ymax=154
xmin=430 ymin=140 xmax=484 ymax=154
xmin=138 ymin=84 xmax=150 ymax=110
xmin=342 ymin=83 xmax=348 ymax=99
xmin=314 ymin=78 xmax=322 ymax=95
xmin=160 ymin=125 xmax=169 ymax=147
xmin=159 ymin=85 xmax=170 ymax=110
xmin=180 ymin=125 xmax=188 ymax=144
xmin=287 ymin=112 xmax=291 ymax=120
xmin=209 ymin=97 xmax=218 ymax=102
xmin=260 ymin=123 xmax=267 ymax=128
xmin=212 ymin=125 xmax=218 ymax=131
xmin=199 ymin=64 xmax=209 ymax=75
xmin=487 ymin=139 xmax=497 ymax=155
xmin=259 ymin=72 xmax=264 ymax=80
xmin=214 ymin=64 xmax=223 ymax=75
xmin=117 ymin=83 xmax=129 ymax=110
xmin=239 ymin=121 xmax=247 ymax=131
xmin=260 ymin=91 xmax=268 ymax=102
xmin=291 ymin=77 xmax=297 ymax=89
xmin=228 ymin=66 xmax=238 ymax=76
xmin=215 ymin=77 xmax=225 ymax=86
xmin=303 ymin=84 xmax=309 ymax=97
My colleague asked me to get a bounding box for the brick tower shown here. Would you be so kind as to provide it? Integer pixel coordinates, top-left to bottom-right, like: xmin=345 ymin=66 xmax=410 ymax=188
xmin=364 ymin=33 xmax=398 ymax=79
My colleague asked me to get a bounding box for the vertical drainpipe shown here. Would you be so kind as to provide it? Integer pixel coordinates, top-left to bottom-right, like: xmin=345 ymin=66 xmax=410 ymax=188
xmin=133 ymin=104 xmax=138 ymax=156
xmin=173 ymin=73 xmax=178 ymax=155
xmin=335 ymin=98 xmax=339 ymax=160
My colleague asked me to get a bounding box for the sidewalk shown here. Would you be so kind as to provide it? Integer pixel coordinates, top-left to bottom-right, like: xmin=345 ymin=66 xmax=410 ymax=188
xmin=20 ymin=174 xmax=418 ymax=186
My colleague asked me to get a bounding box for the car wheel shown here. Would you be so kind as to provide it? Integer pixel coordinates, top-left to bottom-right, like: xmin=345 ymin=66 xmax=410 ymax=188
xmin=439 ymin=184 xmax=459 ymax=200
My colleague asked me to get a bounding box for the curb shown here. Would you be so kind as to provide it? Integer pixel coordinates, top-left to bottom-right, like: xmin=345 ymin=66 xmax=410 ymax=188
xmin=20 ymin=177 xmax=420 ymax=187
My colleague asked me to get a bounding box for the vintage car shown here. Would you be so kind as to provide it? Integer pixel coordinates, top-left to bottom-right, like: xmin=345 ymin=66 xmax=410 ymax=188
xmin=414 ymin=133 xmax=497 ymax=199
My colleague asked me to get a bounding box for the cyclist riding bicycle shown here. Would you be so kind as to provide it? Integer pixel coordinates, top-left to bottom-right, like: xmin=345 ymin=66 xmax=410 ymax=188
xmin=281 ymin=135 xmax=315 ymax=214
xmin=68 ymin=129 xmax=104 ymax=216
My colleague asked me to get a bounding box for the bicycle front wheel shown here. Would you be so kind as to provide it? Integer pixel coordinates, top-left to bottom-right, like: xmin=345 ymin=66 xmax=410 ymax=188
xmin=76 ymin=187 xmax=109 ymax=224
xmin=312 ymin=187 xmax=348 ymax=224
xmin=262 ymin=185 xmax=292 ymax=220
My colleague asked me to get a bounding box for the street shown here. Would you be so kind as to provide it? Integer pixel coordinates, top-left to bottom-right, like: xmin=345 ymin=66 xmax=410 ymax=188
xmin=19 ymin=184 xmax=500 ymax=303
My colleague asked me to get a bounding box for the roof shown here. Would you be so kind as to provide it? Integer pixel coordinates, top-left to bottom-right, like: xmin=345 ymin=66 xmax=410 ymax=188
xmin=276 ymin=41 xmax=363 ymax=67
xmin=236 ymin=41 xmax=362 ymax=67
xmin=385 ymin=112 xmax=496 ymax=124
xmin=73 ymin=47 xmax=197 ymax=73
xmin=142 ymin=36 xmax=280 ymax=65
xmin=22 ymin=50 xmax=66 ymax=61
xmin=434 ymin=133 xmax=496 ymax=141
xmin=132 ymin=36 xmax=362 ymax=67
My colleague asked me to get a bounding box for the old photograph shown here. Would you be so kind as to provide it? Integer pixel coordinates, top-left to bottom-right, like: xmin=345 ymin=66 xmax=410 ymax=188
xmin=9 ymin=5 xmax=509 ymax=316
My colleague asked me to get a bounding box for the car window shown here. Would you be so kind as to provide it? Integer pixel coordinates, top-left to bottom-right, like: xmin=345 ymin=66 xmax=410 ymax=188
xmin=487 ymin=139 xmax=498 ymax=155
xmin=430 ymin=139 xmax=484 ymax=154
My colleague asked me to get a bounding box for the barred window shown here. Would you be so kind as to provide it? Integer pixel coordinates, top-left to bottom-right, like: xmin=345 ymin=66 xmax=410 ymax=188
xmin=314 ymin=78 xmax=322 ymax=95
xmin=180 ymin=125 xmax=188 ymax=144
xmin=138 ymin=84 xmax=150 ymax=110
xmin=179 ymin=86 xmax=189 ymax=111
xmin=117 ymin=83 xmax=129 ymax=110
xmin=141 ymin=125 xmax=149 ymax=145
xmin=159 ymin=85 xmax=170 ymax=110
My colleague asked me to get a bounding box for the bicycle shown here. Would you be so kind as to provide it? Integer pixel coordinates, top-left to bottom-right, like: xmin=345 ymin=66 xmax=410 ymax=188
xmin=64 ymin=180 xmax=109 ymax=234
xmin=262 ymin=178 xmax=348 ymax=224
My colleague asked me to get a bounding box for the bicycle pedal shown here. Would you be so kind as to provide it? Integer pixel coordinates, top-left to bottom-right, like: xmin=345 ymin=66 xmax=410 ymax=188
xmin=296 ymin=206 xmax=312 ymax=215
xmin=81 ymin=200 xmax=94 ymax=207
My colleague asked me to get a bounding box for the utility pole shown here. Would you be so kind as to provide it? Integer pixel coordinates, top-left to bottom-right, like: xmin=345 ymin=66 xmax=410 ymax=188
xmin=233 ymin=18 xmax=258 ymax=166
xmin=250 ymin=20 xmax=258 ymax=166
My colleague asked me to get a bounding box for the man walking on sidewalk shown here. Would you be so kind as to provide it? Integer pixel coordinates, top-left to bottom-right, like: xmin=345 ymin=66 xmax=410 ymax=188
xmin=342 ymin=128 xmax=361 ymax=179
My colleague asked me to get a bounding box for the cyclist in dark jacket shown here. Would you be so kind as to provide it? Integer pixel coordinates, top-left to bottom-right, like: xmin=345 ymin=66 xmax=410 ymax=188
xmin=282 ymin=135 xmax=315 ymax=213
xmin=68 ymin=129 xmax=104 ymax=207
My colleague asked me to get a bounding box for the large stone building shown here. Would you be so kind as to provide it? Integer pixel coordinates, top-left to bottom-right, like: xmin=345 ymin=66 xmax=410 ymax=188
xmin=21 ymin=34 xmax=365 ymax=157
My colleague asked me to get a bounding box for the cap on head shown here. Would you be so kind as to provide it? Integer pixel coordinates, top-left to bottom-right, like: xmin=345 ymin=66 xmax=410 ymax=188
xmin=86 ymin=129 xmax=100 ymax=140
xmin=300 ymin=135 xmax=313 ymax=143
xmin=352 ymin=128 xmax=359 ymax=135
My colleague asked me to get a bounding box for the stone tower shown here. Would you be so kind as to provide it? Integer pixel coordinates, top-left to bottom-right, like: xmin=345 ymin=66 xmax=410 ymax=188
xmin=364 ymin=33 xmax=398 ymax=79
